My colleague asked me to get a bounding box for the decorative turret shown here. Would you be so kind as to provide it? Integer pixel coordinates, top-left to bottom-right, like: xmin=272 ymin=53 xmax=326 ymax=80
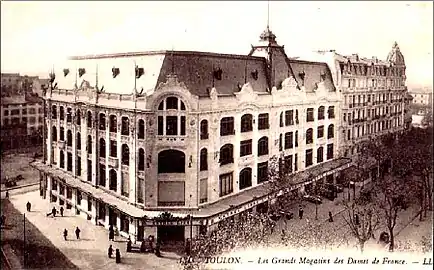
xmin=386 ymin=42 xmax=405 ymax=66
xmin=259 ymin=26 xmax=278 ymax=46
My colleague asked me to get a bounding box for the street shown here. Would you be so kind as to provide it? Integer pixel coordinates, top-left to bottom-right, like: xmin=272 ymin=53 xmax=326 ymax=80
xmin=3 ymin=191 xmax=181 ymax=270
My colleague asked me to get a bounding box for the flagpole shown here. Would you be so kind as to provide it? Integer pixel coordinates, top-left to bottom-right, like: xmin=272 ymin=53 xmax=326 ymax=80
xmin=134 ymin=60 xmax=137 ymax=92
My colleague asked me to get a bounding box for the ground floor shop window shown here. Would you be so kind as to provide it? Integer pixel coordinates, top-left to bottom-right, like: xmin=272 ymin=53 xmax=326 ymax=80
xmin=158 ymin=226 xmax=185 ymax=243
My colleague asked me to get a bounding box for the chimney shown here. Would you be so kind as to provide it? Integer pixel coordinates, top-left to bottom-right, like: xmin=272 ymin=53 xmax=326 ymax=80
xmin=352 ymin=54 xmax=359 ymax=61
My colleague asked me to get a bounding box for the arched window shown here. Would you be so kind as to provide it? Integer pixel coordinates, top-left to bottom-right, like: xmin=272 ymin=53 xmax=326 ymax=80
xmin=138 ymin=119 xmax=145 ymax=139
xmin=76 ymin=132 xmax=81 ymax=150
xmin=59 ymin=106 xmax=65 ymax=120
xmin=317 ymin=147 xmax=324 ymax=163
xmin=109 ymin=169 xmax=117 ymax=191
xmin=109 ymin=115 xmax=117 ymax=133
xmin=51 ymin=105 xmax=57 ymax=119
xmin=318 ymin=106 xmax=325 ymax=120
xmin=87 ymin=111 xmax=92 ymax=128
xmin=121 ymin=144 xmax=129 ymax=166
xmin=200 ymin=120 xmax=208 ymax=140
xmin=76 ymin=109 xmax=81 ymax=125
xmin=138 ymin=148 xmax=145 ymax=171
xmin=67 ymin=130 xmax=72 ymax=147
xmin=87 ymin=135 xmax=92 ymax=154
xmin=239 ymin=168 xmax=252 ymax=190
xmin=219 ymin=144 xmax=234 ymax=165
xmin=52 ymin=126 xmax=57 ymax=141
xmin=99 ymin=113 xmax=106 ymax=130
xmin=328 ymin=124 xmax=335 ymax=139
xmin=157 ymin=97 xmax=187 ymax=136
xmin=166 ymin=97 xmax=178 ymax=109
xmin=258 ymin=137 xmax=269 ymax=156
xmin=121 ymin=116 xmax=129 ymax=136
xmin=241 ymin=114 xmax=253 ymax=132
xmin=158 ymin=150 xmax=185 ymax=173
xmin=99 ymin=138 xmax=106 ymax=158
xmin=306 ymin=128 xmax=313 ymax=144
xmin=200 ymin=148 xmax=208 ymax=171
xmin=60 ymin=150 xmax=65 ymax=168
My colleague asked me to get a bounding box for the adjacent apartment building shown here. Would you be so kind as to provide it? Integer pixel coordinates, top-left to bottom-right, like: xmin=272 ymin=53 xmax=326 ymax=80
xmin=32 ymin=27 xmax=354 ymax=243
xmin=1 ymin=73 xmax=49 ymax=151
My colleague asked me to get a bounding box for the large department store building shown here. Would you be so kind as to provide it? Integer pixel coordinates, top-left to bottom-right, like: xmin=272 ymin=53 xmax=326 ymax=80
xmin=32 ymin=27 xmax=408 ymax=243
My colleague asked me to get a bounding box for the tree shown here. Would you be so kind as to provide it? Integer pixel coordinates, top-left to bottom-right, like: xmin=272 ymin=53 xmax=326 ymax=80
xmin=342 ymin=199 xmax=380 ymax=253
xmin=282 ymin=219 xmax=350 ymax=252
xmin=392 ymin=127 xmax=433 ymax=218
xmin=179 ymin=212 xmax=275 ymax=270
xmin=372 ymin=173 xmax=413 ymax=252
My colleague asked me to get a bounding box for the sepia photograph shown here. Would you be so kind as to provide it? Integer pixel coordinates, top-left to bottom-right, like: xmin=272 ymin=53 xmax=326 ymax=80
xmin=1 ymin=1 xmax=433 ymax=269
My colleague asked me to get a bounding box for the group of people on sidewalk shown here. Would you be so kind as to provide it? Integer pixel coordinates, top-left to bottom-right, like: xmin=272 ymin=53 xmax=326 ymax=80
xmin=62 ymin=227 xmax=81 ymax=241
xmin=46 ymin=206 xmax=65 ymax=218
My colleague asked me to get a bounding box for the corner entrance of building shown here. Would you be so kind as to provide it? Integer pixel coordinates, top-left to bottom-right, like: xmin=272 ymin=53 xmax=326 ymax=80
xmin=157 ymin=226 xmax=185 ymax=250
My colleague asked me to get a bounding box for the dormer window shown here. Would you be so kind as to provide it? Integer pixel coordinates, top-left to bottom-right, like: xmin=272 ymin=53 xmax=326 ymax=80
xmin=112 ymin=67 xmax=120 ymax=78
xmin=135 ymin=66 xmax=144 ymax=78
xmin=299 ymin=71 xmax=305 ymax=86
xmin=251 ymin=69 xmax=259 ymax=80
xmin=78 ymin=68 xmax=86 ymax=77
xmin=63 ymin=69 xmax=70 ymax=77
xmin=213 ymin=68 xmax=223 ymax=81
xmin=320 ymin=72 xmax=326 ymax=82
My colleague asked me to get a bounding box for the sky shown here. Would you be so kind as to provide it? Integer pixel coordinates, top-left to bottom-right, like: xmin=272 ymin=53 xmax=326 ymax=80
xmin=1 ymin=1 xmax=432 ymax=88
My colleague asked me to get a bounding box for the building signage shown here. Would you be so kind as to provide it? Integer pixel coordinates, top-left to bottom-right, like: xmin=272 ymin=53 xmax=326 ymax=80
xmin=150 ymin=220 xmax=192 ymax=226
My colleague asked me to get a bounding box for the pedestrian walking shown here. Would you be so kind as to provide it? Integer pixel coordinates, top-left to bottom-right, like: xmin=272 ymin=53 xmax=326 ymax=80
xmin=155 ymin=240 xmax=161 ymax=257
xmin=5 ymin=190 xmax=9 ymax=199
xmin=185 ymin=238 xmax=191 ymax=256
xmin=108 ymin=245 xmax=113 ymax=258
xmin=60 ymin=206 xmax=64 ymax=217
xmin=328 ymin=211 xmax=334 ymax=222
xmin=115 ymin=249 xmax=121 ymax=264
xmin=298 ymin=205 xmax=304 ymax=219
xmin=52 ymin=207 xmax=57 ymax=217
xmin=75 ymin=227 xmax=81 ymax=240
xmin=126 ymin=238 xmax=132 ymax=252
xmin=26 ymin=201 xmax=31 ymax=212
xmin=63 ymin=229 xmax=68 ymax=241
xmin=109 ymin=225 xmax=115 ymax=241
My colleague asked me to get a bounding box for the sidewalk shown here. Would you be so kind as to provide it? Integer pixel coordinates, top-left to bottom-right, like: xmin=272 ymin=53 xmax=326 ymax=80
xmin=8 ymin=191 xmax=181 ymax=270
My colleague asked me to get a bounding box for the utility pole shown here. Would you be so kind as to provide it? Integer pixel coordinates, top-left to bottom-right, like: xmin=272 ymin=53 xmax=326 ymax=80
xmin=23 ymin=214 xmax=26 ymax=268
xmin=189 ymin=194 xmax=193 ymax=253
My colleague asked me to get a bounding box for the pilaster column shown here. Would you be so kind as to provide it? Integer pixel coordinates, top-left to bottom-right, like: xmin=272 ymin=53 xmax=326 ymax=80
xmin=129 ymin=118 xmax=137 ymax=203
xmin=47 ymin=118 xmax=53 ymax=165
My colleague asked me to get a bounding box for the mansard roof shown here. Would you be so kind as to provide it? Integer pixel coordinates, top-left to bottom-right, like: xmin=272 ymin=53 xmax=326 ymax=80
xmin=55 ymin=49 xmax=336 ymax=96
